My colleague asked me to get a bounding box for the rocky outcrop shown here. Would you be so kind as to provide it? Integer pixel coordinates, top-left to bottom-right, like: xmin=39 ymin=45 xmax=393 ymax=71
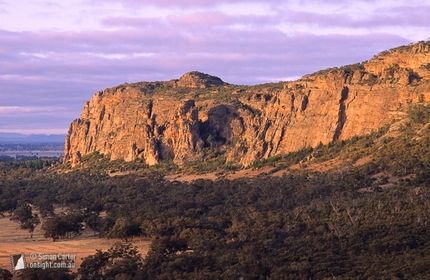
xmin=176 ymin=71 xmax=226 ymax=89
xmin=64 ymin=42 xmax=430 ymax=167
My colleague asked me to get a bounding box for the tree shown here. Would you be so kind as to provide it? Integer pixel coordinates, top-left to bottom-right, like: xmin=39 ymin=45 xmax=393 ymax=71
xmin=19 ymin=265 xmax=74 ymax=280
xmin=10 ymin=202 xmax=32 ymax=224
xmin=78 ymin=243 xmax=143 ymax=280
xmin=22 ymin=215 xmax=41 ymax=238
xmin=33 ymin=196 xmax=55 ymax=217
xmin=42 ymin=216 xmax=69 ymax=241
xmin=10 ymin=202 xmax=40 ymax=238
xmin=84 ymin=213 xmax=103 ymax=236
xmin=42 ymin=213 xmax=84 ymax=241
xmin=0 ymin=198 xmax=17 ymax=216
xmin=107 ymin=217 xmax=141 ymax=242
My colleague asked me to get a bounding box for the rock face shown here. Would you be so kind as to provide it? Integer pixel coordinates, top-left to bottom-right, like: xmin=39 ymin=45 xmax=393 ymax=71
xmin=176 ymin=71 xmax=225 ymax=89
xmin=64 ymin=42 xmax=430 ymax=167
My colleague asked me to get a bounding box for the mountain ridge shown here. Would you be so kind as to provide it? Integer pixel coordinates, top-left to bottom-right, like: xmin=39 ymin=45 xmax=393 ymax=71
xmin=64 ymin=41 xmax=430 ymax=167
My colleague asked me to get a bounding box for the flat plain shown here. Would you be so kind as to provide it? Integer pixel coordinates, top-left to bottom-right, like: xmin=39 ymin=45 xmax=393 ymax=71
xmin=0 ymin=215 xmax=150 ymax=272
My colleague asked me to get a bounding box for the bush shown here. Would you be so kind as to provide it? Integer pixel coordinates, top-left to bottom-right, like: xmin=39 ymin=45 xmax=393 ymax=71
xmin=407 ymin=104 xmax=430 ymax=124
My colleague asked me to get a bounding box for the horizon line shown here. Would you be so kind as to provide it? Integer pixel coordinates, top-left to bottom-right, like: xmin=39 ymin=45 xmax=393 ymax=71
xmin=0 ymin=129 xmax=68 ymax=135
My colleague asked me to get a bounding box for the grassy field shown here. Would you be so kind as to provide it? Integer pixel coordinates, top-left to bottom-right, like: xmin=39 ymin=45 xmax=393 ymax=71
xmin=0 ymin=215 xmax=150 ymax=272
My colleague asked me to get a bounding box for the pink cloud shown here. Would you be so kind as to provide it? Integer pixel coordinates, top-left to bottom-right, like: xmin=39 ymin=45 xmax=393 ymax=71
xmin=282 ymin=10 xmax=349 ymax=26
xmin=167 ymin=11 xmax=232 ymax=26
xmin=102 ymin=12 xmax=277 ymax=31
xmin=87 ymin=0 xmax=276 ymax=9
xmin=102 ymin=16 xmax=166 ymax=28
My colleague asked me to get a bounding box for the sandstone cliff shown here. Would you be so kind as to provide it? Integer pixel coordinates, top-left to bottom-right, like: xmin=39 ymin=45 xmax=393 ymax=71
xmin=64 ymin=42 xmax=430 ymax=167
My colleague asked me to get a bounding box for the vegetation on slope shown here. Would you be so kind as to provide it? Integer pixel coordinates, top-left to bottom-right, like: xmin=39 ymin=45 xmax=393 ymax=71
xmin=2 ymin=105 xmax=430 ymax=279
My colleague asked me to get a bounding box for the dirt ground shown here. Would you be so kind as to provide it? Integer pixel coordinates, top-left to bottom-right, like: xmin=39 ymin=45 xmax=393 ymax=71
xmin=165 ymin=159 xmax=349 ymax=183
xmin=165 ymin=166 xmax=275 ymax=182
xmin=0 ymin=215 xmax=150 ymax=273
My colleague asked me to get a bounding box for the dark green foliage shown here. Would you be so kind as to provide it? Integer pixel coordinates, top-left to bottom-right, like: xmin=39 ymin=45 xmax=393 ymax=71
xmin=305 ymin=62 xmax=365 ymax=77
xmin=250 ymin=146 xmax=314 ymax=169
xmin=19 ymin=262 xmax=75 ymax=280
xmin=78 ymin=243 xmax=143 ymax=280
xmin=42 ymin=212 xmax=84 ymax=241
xmin=10 ymin=202 xmax=33 ymax=224
xmin=84 ymin=213 xmax=103 ymax=236
xmin=10 ymin=202 xmax=40 ymax=238
xmin=343 ymin=62 xmax=365 ymax=72
xmin=57 ymin=167 xmax=426 ymax=278
xmin=4 ymin=116 xmax=430 ymax=278
xmin=5 ymin=158 xmax=57 ymax=170
xmin=32 ymin=196 xmax=55 ymax=218
xmin=106 ymin=217 xmax=141 ymax=242
xmin=0 ymin=155 xmax=14 ymax=162
xmin=407 ymin=104 xmax=430 ymax=124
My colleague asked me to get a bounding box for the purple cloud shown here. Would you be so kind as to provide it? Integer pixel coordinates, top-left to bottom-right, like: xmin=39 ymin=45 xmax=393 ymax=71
xmin=278 ymin=5 xmax=430 ymax=28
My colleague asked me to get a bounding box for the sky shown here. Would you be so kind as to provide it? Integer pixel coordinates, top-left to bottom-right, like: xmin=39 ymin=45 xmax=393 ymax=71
xmin=1 ymin=0 xmax=429 ymax=134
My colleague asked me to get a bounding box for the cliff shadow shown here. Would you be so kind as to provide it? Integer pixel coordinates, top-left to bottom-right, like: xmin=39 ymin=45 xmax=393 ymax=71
xmin=333 ymin=86 xmax=349 ymax=141
xmin=200 ymin=104 xmax=242 ymax=148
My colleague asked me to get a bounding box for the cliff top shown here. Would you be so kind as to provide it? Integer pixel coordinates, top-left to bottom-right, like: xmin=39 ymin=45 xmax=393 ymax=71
xmin=176 ymin=71 xmax=226 ymax=89
xmin=306 ymin=40 xmax=430 ymax=78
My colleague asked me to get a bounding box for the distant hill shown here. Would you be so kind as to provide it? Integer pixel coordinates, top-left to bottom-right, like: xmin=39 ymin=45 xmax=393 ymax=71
xmin=0 ymin=132 xmax=66 ymax=143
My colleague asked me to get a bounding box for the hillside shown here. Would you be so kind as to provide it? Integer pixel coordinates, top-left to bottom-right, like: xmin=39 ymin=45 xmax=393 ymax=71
xmin=64 ymin=41 xmax=430 ymax=168
xmin=3 ymin=102 xmax=430 ymax=278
